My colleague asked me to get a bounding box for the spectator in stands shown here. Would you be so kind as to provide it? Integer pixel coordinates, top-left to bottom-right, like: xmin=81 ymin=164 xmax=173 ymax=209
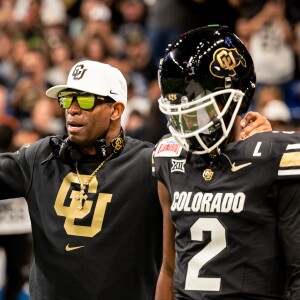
xmin=243 ymin=0 xmax=298 ymax=117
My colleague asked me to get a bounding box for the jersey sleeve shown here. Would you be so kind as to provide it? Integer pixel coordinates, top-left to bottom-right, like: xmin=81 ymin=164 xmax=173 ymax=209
xmin=277 ymin=179 xmax=300 ymax=298
xmin=277 ymin=134 xmax=300 ymax=180
xmin=0 ymin=140 xmax=44 ymax=200
xmin=269 ymin=133 xmax=300 ymax=297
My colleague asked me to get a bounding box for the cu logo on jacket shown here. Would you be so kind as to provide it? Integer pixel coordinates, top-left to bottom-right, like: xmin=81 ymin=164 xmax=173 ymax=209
xmin=54 ymin=173 xmax=112 ymax=237
xmin=72 ymin=64 xmax=87 ymax=80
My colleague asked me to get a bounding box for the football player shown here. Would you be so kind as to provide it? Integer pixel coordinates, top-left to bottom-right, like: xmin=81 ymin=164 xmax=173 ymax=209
xmin=154 ymin=25 xmax=300 ymax=299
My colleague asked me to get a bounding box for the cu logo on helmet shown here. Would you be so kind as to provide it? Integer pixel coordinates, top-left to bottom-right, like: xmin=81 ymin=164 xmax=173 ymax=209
xmin=210 ymin=48 xmax=246 ymax=78
xmin=72 ymin=64 xmax=87 ymax=80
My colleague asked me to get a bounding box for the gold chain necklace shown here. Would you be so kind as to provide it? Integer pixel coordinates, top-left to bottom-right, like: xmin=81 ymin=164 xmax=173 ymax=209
xmin=75 ymin=153 xmax=114 ymax=211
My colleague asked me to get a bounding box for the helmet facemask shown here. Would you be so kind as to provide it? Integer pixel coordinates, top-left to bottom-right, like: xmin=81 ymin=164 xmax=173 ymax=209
xmin=159 ymin=89 xmax=245 ymax=154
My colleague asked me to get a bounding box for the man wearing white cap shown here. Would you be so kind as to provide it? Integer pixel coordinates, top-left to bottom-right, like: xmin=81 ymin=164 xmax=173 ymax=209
xmin=0 ymin=60 xmax=163 ymax=300
xmin=0 ymin=59 xmax=270 ymax=300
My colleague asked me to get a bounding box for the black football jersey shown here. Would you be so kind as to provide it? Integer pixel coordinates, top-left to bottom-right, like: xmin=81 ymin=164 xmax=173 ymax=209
xmin=154 ymin=132 xmax=300 ymax=299
xmin=0 ymin=136 xmax=162 ymax=300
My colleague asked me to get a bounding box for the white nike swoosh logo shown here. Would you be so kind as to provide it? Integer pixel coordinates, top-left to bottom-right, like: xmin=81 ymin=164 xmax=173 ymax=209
xmin=231 ymin=162 xmax=252 ymax=172
xmin=65 ymin=244 xmax=85 ymax=251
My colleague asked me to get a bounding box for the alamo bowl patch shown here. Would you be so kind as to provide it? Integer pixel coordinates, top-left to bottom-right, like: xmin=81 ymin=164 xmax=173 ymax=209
xmin=155 ymin=137 xmax=182 ymax=157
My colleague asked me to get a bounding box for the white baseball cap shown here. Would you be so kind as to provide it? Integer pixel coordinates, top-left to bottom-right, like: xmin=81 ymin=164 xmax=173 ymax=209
xmin=46 ymin=60 xmax=127 ymax=106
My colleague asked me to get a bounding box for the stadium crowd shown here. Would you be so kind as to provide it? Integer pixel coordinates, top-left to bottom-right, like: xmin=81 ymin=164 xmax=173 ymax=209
xmin=0 ymin=0 xmax=300 ymax=147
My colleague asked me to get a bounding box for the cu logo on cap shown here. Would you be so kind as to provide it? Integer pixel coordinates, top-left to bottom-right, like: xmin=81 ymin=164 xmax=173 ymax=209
xmin=72 ymin=64 xmax=87 ymax=80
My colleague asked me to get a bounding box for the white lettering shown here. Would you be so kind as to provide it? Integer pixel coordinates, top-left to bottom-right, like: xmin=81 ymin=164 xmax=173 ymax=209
xmin=201 ymin=194 xmax=213 ymax=212
xmin=183 ymin=192 xmax=192 ymax=211
xmin=210 ymin=193 xmax=222 ymax=212
xmin=171 ymin=192 xmax=179 ymax=211
xmin=171 ymin=192 xmax=245 ymax=213
xmin=253 ymin=142 xmax=262 ymax=157
xmin=221 ymin=193 xmax=234 ymax=212
xmin=232 ymin=192 xmax=245 ymax=213
xmin=177 ymin=192 xmax=187 ymax=211
xmin=191 ymin=193 xmax=202 ymax=211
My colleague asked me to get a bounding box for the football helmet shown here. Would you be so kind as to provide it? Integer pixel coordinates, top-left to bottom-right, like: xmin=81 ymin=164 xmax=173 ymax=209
xmin=158 ymin=25 xmax=256 ymax=154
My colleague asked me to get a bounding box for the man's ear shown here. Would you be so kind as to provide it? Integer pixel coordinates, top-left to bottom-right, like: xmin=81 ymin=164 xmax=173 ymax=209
xmin=111 ymin=102 xmax=125 ymax=121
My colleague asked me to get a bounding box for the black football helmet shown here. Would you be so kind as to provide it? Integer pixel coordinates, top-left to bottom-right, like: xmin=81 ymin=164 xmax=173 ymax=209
xmin=158 ymin=25 xmax=256 ymax=154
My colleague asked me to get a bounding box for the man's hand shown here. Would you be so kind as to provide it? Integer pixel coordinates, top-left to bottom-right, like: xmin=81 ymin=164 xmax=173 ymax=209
xmin=240 ymin=111 xmax=272 ymax=140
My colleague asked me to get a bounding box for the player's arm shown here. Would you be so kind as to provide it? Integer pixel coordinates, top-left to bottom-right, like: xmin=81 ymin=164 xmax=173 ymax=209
xmin=277 ymin=180 xmax=300 ymax=298
xmin=155 ymin=180 xmax=175 ymax=300
xmin=0 ymin=151 xmax=28 ymax=199
xmin=239 ymin=111 xmax=272 ymax=140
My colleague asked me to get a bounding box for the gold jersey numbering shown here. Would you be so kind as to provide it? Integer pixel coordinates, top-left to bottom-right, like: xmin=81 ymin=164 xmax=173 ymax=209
xmin=54 ymin=172 xmax=112 ymax=237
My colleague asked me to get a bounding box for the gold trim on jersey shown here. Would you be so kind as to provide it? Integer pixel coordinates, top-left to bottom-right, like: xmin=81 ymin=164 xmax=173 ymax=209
xmin=280 ymin=152 xmax=300 ymax=167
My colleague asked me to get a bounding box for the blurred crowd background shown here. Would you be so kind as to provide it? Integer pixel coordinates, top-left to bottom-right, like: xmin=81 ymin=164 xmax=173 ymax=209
xmin=1 ymin=0 xmax=300 ymax=299
xmin=0 ymin=0 xmax=300 ymax=150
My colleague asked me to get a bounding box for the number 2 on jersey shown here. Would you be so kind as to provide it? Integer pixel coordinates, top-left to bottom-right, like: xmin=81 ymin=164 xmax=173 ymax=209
xmin=185 ymin=217 xmax=227 ymax=291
